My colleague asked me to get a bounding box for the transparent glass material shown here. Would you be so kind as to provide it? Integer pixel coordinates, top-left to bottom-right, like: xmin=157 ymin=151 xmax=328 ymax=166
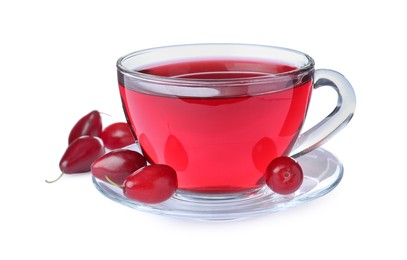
xmin=117 ymin=43 xmax=355 ymax=169
xmin=117 ymin=43 xmax=314 ymax=97
xmin=93 ymin=143 xmax=343 ymax=221
xmin=105 ymin=44 xmax=356 ymax=219
xmin=290 ymin=69 xmax=356 ymax=157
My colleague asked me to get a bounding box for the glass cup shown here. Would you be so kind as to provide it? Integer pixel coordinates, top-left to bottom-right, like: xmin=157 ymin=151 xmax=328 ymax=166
xmin=116 ymin=43 xmax=356 ymax=198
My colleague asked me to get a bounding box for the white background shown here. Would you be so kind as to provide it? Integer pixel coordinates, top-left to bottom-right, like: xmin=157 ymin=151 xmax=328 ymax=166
xmin=1 ymin=0 xmax=406 ymax=259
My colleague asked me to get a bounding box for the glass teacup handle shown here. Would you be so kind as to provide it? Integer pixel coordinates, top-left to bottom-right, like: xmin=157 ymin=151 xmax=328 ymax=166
xmin=290 ymin=69 xmax=356 ymax=158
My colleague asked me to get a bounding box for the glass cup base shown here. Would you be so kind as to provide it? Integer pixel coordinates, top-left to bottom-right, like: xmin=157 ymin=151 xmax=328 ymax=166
xmin=92 ymin=144 xmax=344 ymax=221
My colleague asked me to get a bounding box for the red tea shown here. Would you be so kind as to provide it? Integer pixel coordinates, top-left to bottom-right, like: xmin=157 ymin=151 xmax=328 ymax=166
xmin=119 ymin=59 xmax=312 ymax=193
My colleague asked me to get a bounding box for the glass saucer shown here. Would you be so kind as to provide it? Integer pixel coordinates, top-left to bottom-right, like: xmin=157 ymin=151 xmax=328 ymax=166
xmin=93 ymin=143 xmax=343 ymax=221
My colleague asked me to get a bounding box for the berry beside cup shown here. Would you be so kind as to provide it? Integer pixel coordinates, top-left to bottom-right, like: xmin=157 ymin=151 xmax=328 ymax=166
xmin=48 ymin=110 xmax=305 ymax=206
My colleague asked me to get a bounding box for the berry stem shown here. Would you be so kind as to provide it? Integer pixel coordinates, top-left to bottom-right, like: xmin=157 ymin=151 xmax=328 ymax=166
xmin=99 ymin=111 xmax=112 ymax=117
xmin=105 ymin=176 xmax=123 ymax=189
xmin=45 ymin=172 xmax=64 ymax=183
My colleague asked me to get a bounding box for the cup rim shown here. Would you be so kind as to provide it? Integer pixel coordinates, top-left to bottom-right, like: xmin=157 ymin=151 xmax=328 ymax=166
xmin=116 ymin=43 xmax=315 ymax=87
